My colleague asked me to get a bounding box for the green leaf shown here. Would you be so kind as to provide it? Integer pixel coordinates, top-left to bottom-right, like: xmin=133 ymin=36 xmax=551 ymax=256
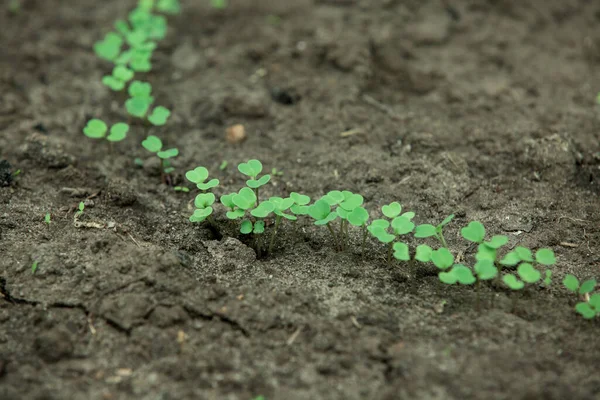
xmin=226 ymin=209 xmax=244 ymax=219
xmin=544 ymin=270 xmax=552 ymax=286
xmin=290 ymin=204 xmax=310 ymax=215
xmin=126 ymin=97 xmax=152 ymax=118
xmin=251 ymin=201 xmax=274 ymax=218
xmin=515 ymin=246 xmax=533 ymax=262
xmin=339 ymin=194 xmax=364 ymax=211
xmin=128 ymin=80 xmax=153 ymax=98
xmin=269 ymin=197 xmax=294 ymax=212
xmin=233 ymin=187 xmax=257 ymax=210
xmin=579 ymin=279 xmax=597 ymax=295
xmin=370 ymin=226 xmax=395 ymax=243
xmin=157 ymin=0 xmax=181 ymax=13
xmin=368 ymin=219 xmax=389 ymax=230
xmin=148 ymin=106 xmax=171 ymax=126
xmin=102 ymin=76 xmax=125 ymax=91
xmin=535 ymin=248 xmax=556 ymax=266
xmin=238 ymin=159 xmax=263 ymax=177
xmin=348 ymin=207 xmax=369 ymax=227
xmin=393 ymin=242 xmax=410 ymax=261
xmin=461 ymin=221 xmax=485 ymax=243
xmin=114 ymin=19 xmax=131 ymax=36
xmin=252 ymin=174 xmax=271 ymax=187
xmin=575 ymin=302 xmax=596 ymax=319
xmin=220 ymin=193 xmax=235 ymax=209
xmin=107 ymin=123 xmax=129 ymax=142
xmin=401 ymin=212 xmax=415 ymax=220
xmin=253 ymin=220 xmax=265 ymax=234
xmin=185 ymin=167 xmax=209 ymax=184
xmin=126 ymin=29 xmax=148 ymax=47
xmin=453 ymin=265 xmax=476 ymax=285
xmin=194 ymin=193 xmax=215 ymax=208
xmin=503 ymin=274 xmax=524 ymax=290
xmin=197 ymin=179 xmax=219 ymax=191
xmin=94 ymin=32 xmax=123 ymax=61
xmin=157 ymin=148 xmax=178 ymax=159
xmin=382 ymin=202 xmax=401 ymax=218
xmin=500 ymin=251 xmax=520 ymax=266
xmin=517 ymin=263 xmax=541 ymax=284
xmin=83 ymin=119 xmax=107 ymax=139
xmin=290 ymin=192 xmax=310 ymax=206
xmin=562 ymin=274 xmax=580 ymax=292
xmin=113 ymin=65 xmax=134 ymax=81
xmin=308 ymin=199 xmax=331 ymax=221
xmin=590 ymin=293 xmax=600 ymax=310
xmin=484 ymin=235 xmax=508 ymax=249
xmin=414 ymin=224 xmax=437 ymax=238
xmin=190 ymin=207 xmax=213 ymax=222
xmin=474 ymin=259 xmax=497 ymax=280
xmin=391 ymin=216 xmax=414 ymax=235
xmin=142 ymin=135 xmax=162 ymax=152
xmin=431 ymin=248 xmax=453 ymax=270
xmin=415 ymin=244 xmax=433 ymax=262
xmin=323 ymin=191 xmax=345 ymax=206
xmin=439 ymin=270 xmax=458 ymax=285
xmin=476 ymin=243 xmax=496 ymax=262
xmin=439 ymin=214 xmax=454 ymax=227
xmin=240 ymin=220 xmax=253 ymax=234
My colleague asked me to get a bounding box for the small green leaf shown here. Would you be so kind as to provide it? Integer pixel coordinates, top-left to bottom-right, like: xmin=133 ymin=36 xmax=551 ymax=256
xmin=256 ymin=175 xmax=271 ymax=186
xmin=233 ymin=187 xmax=257 ymax=210
xmin=113 ymin=65 xmax=134 ymax=81
xmin=401 ymin=212 xmax=415 ymax=220
xmin=253 ymin=220 xmax=265 ymax=234
xmin=219 ymin=160 xmax=228 ymax=170
xmin=503 ymin=274 xmax=524 ymax=290
xmin=575 ymin=302 xmax=596 ymax=319
xmin=290 ymin=192 xmax=310 ymax=206
xmin=590 ymin=293 xmax=600 ymax=310
xmin=157 ymin=148 xmax=179 ymax=159
xmin=128 ymin=80 xmax=153 ymax=98
xmin=240 ymin=220 xmax=253 ymax=234
xmin=269 ymin=197 xmax=294 ymax=212
xmin=370 ymin=226 xmax=395 ymax=243
xmin=142 ymin=135 xmax=162 ymax=153
xmin=461 ymin=221 xmax=485 ymax=243
xmin=107 ymin=123 xmax=129 ymax=142
xmin=368 ymin=219 xmax=389 ymax=232
xmin=393 ymin=242 xmax=410 ymax=261
xmin=500 ymin=251 xmax=520 ymax=266
xmin=197 ymin=179 xmax=219 ymax=191
xmin=308 ymin=199 xmax=331 ymax=221
xmin=453 ymin=265 xmax=476 ymax=285
xmin=174 ymin=186 xmax=189 ymax=192
xmin=220 ymin=194 xmax=235 ymax=209
xmin=194 ymin=193 xmax=215 ymax=208
xmin=226 ymin=210 xmax=244 ymax=219
xmin=323 ymin=191 xmax=344 ymax=206
xmin=517 ymin=263 xmax=541 ymax=284
xmin=535 ymin=248 xmax=556 ymax=266
xmin=186 ymin=167 xmax=209 ymax=184
xmin=290 ymin=204 xmax=310 ymax=215
xmin=31 ymin=260 xmax=39 ymax=274
xmin=83 ymin=119 xmax=108 ymax=139
xmin=475 ymin=243 xmax=496 ymax=262
xmin=339 ymin=194 xmax=364 ymax=211
xmin=382 ymin=202 xmax=401 ymax=219
xmin=439 ymin=270 xmax=458 ymax=285
xmin=543 ymin=270 xmax=552 ymax=286
xmin=102 ymin=76 xmax=125 ymax=91
xmin=414 ymin=224 xmax=437 ymax=238
xmin=431 ymin=248 xmax=453 ymax=270
xmin=157 ymin=0 xmax=181 ymax=13
xmin=579 ymin=279 xmax=596 ymax=295
xmin=189 ymin=207 xmax=213 ymax=222
xmin=484 ymin=235 xmax=508 ymax=249
xmin=94 ymin=32 xmax=123 ymax=61
xmin=126 ymin=97 xmax=152 ymax=118
xmin=348 ymin=207 xmax=369 ymax=227
xmin=515 ymin=247 xmax=533 ymax=262
xmin=415 ymin=244 xmax=433 ymax=263
xmin=474 ymin=259 xmax=497 ymax=280
xmin=563 ymin=274 xmax=579 ymax=293
xmin=148 ymin=106 xmax=171 ymax=126
xmin=251 ymin=201 xmax=274 ymax=218
xmin=439 ymin=214 xmax=454 ymax=227
xmin=391 ymin=216 xmax=414 ymax=235
xmin=238 ymin=159 xmax=262 ymax=177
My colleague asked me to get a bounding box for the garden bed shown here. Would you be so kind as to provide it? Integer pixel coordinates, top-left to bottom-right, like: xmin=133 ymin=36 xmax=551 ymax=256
xmin=1 ymin=0 xmax=600 ymax=399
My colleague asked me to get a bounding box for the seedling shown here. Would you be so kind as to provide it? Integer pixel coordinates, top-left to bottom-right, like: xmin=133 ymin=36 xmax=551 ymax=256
xmin=563 ymin=274 xmax=596 ymax=296
xmin=186 ymin=166 xmax=219 ymax=191
xmin=44 ymin=213 xmax=51 ymax=227
xmin=142 ymin=135 xmax=179 ymax=183
xmin=157 ymin=0 xmax=181 ymax=14
xmin=186 ymin=167 xmax=219 ymax=224
xmin=173 ymin=186 xmax=189 ymax=192
xmin=102 ymin=65 xmax=135 ymax=91
xmin=219 ymin=160 xmax=228 ymax=170
xmin=347 ymin=206 xmax=369 ymax=257
xmin=31 ymin=260 xmax=39 ymax=274
xmin=148 ymin=106 xmax=171 ymax=126
xmin=94 ymin=32 xmax=123 ymax=62
xmin=414 ymin=214 xmax=454 ymax=248
xmin=267 ymin=196 xmax=296 ymax=254
xmin=308 ymin=198 xmax=339 ymax=249
xmin=126 ymin=81 xmax=155 ymax=118
xmin=575 ymin=294 xmax=600 ymax=319
xmin=75 ymin=202 xmax=85 ymax=219
xmin=83 ymin=119 xmax=129 ymax=145
xmin=271 ymin=168 xmax=283 ymax=176
xmin=238 ymin=160 xmax=271 ymax=200
xmin=367 ymin=202 xmax=415 ymax=264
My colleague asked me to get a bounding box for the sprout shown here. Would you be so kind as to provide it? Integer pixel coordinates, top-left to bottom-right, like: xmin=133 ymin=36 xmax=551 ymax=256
xmin=290 ymin=192 xmax=311 ymax=216
xmin=190 ymin=193 xmax=215 ymax=223
xmin=308 ymin=199 xmax=339 ymax=249
xmin=267 ymin=196 xmax=295 ymax=254
xmin=142 ymin=135 xmax=178 ymax=182
xmin=563 ymin=274 xmax=596 ymax=295
xmin=148 ymin=106 xmax=171 ymax=126
xmin=185 ymin=166 xmax=219 ymax=191
xmin=102 ymin=65 xmax=135 ymax=91
xmin=83 ymin=119 xmax=129 ymax=143
xmin=44 ymin=212 xmax=51 ymax=227
xmin=575 ymin=294 xmax=600 ymax=319
xmin=238 ymin=160 xmax=271 ymax=199
xmin=347 ymin=206 xmax=369 ymax=257
xmin=219 ymin=160 xmax=228 ymax=170
xmin=367 ymin=202 xmax=415 ymax=264
xmin=414 ymin=214 xmax=454 ymax=248
xmin=94 ymin=32 xmax=123 ymax=61
xmin=126 ymin=81 xmax=155 ymax=118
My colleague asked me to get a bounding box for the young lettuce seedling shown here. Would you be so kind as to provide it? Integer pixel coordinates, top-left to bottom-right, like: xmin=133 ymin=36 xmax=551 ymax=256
xmin=563 ymin=274 xmax=599 ymax=319
xmin=575 ymin=294 xmax=600 ymax=319
xmin=126 ymin=81 xmax=155 ymax=118
xmin=414 ymin=214 xmax=454 ymax=248
xmin=94 ymin=32 xmax=124 ymax=62
xmin=238 ymin=160 xmax=271 ymax=200
xmin=83 ymin=119 xmax=129 ymax=145
xmin=186 ymin=167 xmax=220 ymax=224
xmin=142 ymin=135 xmax=178 ymax=183
xmin=308 ymin=198 xmax=340 ymax=250
xmin=563 ymin=274 xmax=596 ymax=296
xmin=330 ymin=190 xmax=364 ymax=251
xmin=44 ymin=212 xmax=51 ymax=227
xmin=367 ymin=202 xmax=415 ymax=264
xmin=102 ymin=65 xmax=135 ymax=91
xmin=267 ymin=196 xmax=296 ymax=254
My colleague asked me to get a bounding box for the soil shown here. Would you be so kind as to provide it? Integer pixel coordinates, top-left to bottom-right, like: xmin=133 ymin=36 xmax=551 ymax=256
xmin=2 ymin=0 xmax=600 ymax=399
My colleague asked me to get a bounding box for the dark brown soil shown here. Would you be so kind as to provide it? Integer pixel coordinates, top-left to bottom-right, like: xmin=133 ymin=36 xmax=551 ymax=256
xmin=2 ymin=0 xmax=600 ymax=399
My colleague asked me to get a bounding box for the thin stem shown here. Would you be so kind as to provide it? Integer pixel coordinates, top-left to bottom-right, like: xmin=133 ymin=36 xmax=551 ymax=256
xmin=338 ymin=220 xmax=345 ymax=251
xmin=268 ymin=215 xmax=282 ymax=255
xmin=387 ymin=242 xmax=393 ymax=266
xmin=439 ymin=231 xmax=449 ymax=249
xmin=361 ymin=224 xmax=367 ymax=259
xmin=326 ymin=223 xmax=339 ymax=251
xmin=476 ymin=279 xmax=480 ymax=312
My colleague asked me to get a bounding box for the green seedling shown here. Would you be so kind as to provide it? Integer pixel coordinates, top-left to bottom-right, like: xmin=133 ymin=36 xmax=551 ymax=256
xmin=290 ymin=192 xmax=311 ymax=216
xmin=267 ymin=196 xmax=296 ymax=254
xmin=83 ymin=119 xmax=129 ymax=143
xmin=308 ymin=198 xmax=339 ymax=249
xmin=126 ymin=81 xmax=155 ymax=118
xmin=173 ymin=186 xmax=189 ymax=192
xmin=368 ymin=202 xmax=415 ymax=264
xmin=31 ymin=260 xmax=39 ymax=274
xmin=414 ymin=214 xmax=454 ymax=248
xmin=210 ymin=0 xmax=227 ymax=9
xmin=271 ymin=168 xmax=283 ymax=176
xmin=575 ymin=294 xmax=600 ymax=319
xmin=75 ymin=202 xmax=85 ymax=219
xmin=157 ymin=0 xmax=181 ymax=13
xmin=563 ymin=274 xmax=596 ymax=296
xmin=348 ymin=206 xmax=369 ymax=257
xmin=238 ymin=160 xmax=271 ymax=199
xmin=44 ymin=213 xmax=51 ymax=227
xmin=94 ymin=32 xmax=123 ymax=62
xmin=185 ymin=166 xmax=219 ymax=191
xmin=148 ymin=106 xmax=171 ymax=126
xmin=219 ymin=160 xmax=228 ymax=170
xmin=102 ymin=65 xmax=135 ymax=91
xmin=142 ymin=135 xmax=179 ymax=182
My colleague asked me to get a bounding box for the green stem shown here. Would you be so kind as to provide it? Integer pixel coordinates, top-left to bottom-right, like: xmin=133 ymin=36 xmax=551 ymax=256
xmin=387 ymin=242 xmax=393 ymax=266
xmin=361 ymin=224 xmax=367 ymax=259
xmin=439 ymin=232 xmax=449 ymax=249
xmin=338 ymin=220 xmax=345 ymax=251
xmin=326 ymin=223 xmax=339 ymax=251
xmin=268 ymin=215 xmax=282 ymax=255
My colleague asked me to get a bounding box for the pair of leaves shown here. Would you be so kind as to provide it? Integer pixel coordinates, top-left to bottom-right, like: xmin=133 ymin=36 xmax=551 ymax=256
xmin=563 ymin=274 xmax=596 ymax=295
xmin=501 ymin=247 xmax=556 ymax=267
xmin=439 ymin=265 xmax=476 ymax=285
xmin=185 ymin=167 xmax=219 ymax=191
xmin=94 ymin=32 xmax=123 ymax=61
xmin=308 ymin=199 xmax=337 ymax=226
xmin=575 ymin=294 xmax=600 ymax=319
xmin=83 ymin=119 xmax=129 ymax=142
xmin=503 ymin=263 xmax=542 ymax=290
xmin=290 ymin=192 xmax=311 ymax=215
xmin=241 ymin=220 xmax=264 ymax=234
xmin=142 ymin=136 xmax=178 ymax=159
xmin=102 ymin=65 xmax=135 ymax=91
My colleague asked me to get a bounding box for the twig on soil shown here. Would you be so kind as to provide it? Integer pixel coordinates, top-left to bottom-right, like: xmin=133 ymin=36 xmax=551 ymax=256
xmin=286 ymin=327 xmax=302 ymax=346
xmin=350 ymin=316 xmax=362 ymax=329
xmin=361 ymin=94 xmax=401 ymax=121
xmin=340 ymin=128 xmax=362 ymax=137
xmin=559 ymin=242 xmax=579 ymax=248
